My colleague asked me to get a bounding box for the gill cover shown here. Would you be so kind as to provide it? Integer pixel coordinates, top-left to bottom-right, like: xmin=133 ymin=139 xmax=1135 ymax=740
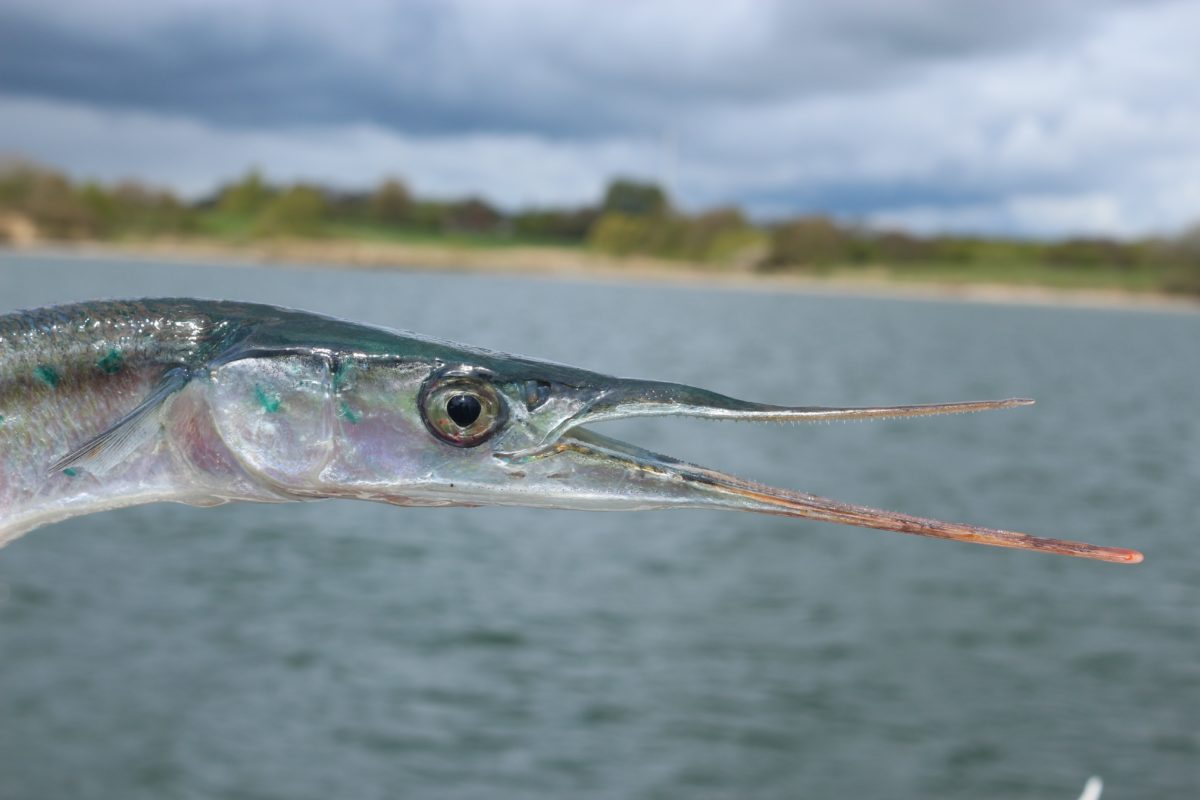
xmin=207 ymin=355 xmax=335 ymax=491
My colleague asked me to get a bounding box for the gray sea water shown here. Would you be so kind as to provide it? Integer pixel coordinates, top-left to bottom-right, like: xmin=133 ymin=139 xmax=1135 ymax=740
xmin=0 ymin=250 xmax=1197 ymax=800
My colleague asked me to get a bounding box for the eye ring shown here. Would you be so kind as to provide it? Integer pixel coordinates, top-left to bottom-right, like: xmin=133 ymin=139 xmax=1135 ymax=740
xmin=418 ymin=370 xmax=507 ymax=447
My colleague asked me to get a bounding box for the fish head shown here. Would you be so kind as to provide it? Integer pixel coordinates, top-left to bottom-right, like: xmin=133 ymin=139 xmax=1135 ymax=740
xmin=203 ymin=334 xmax=1141 ymax=564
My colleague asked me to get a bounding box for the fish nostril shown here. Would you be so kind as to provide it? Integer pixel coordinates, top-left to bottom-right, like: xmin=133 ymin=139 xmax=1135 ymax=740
xmin=524 ymin=380 xmax=552 ymax=410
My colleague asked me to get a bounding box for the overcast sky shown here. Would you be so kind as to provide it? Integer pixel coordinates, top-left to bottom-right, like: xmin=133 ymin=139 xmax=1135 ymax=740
xmin=1 ymin=0 xmax=1197 ymax=237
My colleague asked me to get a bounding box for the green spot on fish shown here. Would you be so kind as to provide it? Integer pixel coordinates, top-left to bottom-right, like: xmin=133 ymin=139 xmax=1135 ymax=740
xmin=338 ymin=401 xmax=360 ymax=424
xmin=62 ymin=467 xmax=78 ymax=478
xmin=96 ymin=348 xmax=124 ymax=374
xmin=254 ymin=384 xmax=282 ymax=413
xmin=34 ymin=365 xmax=60 ymax=388
xmin=332 ymin=360 xmax=354 ymax=390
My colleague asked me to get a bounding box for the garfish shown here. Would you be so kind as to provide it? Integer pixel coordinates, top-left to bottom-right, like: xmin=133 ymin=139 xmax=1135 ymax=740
xmin=0 ymin=298 xmax=1142 ymax=563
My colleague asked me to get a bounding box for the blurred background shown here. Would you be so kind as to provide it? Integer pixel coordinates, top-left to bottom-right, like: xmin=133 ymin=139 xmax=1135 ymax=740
xmin=1 ymin=0 xmax=1200 ymax=291
xmin=1 ymin=2 xmax=1197 ymax=799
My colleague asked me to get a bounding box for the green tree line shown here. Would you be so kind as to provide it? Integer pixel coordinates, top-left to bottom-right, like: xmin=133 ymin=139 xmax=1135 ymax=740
xmin=2 ymin=160 xmax=1198 ymax=294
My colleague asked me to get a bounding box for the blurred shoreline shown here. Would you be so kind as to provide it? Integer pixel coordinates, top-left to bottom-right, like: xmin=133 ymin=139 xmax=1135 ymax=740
xmin=7 ymin=238 xmax=1199 ymax=313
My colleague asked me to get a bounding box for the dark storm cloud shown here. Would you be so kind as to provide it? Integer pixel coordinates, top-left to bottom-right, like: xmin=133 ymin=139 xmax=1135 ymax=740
xmin=0 ymin=7 xmax=436 ymax=131
xmin=0 ymin=0 xmax=1138 ymax=138
xmin=745 ymin=180 xmax=1004 ymax=218
xmin=748 ymin=165 xmax=1110 ymax=218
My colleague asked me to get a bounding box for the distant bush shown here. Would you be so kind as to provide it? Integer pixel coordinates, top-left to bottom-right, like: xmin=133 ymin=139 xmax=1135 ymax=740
xmin=601 ymin=179 xmax=670 ymax=217
xmin=1159 ymin=224 xmax=1200 ymax=294
xmin=444 ymin=197 xmax=503 ymax=234
xmin=103 ymin=181 xmax=195 ymax=236
xmin=586 ymin=212 xmax=656 ymax=256
xmin=406 ymin=201 xmax=448 ymax=233
xmin=587 ymin=207 xmax=762 ymax=265
xmin=0 ymin=162 xmax=98 ymax=238
xmin=1043 ymin=237 xmax=1141 ymax=270
xmin=762 ymin=216 xmax=854 ymax=270
xmin=218 ymin=169 xmax=273 ymax=217
xmin=320 ymin=190 xmax=369 ymax=223
xmin=512 ymin=207 xmax=598 ymax=242
xmin=872 ymin=230 xmax=934 ymax=264
xmin=0 ymin=161 xmax=199 ymax=239
xmin=369 ymin=178 xmax=413 ymax=226
xmin=254 ymin=184 xmax=327 ymax=237
xmin=927 ymin=236 xmax=978 ymax=265
xmin=674 ymin=208 xmax=763 ymax=265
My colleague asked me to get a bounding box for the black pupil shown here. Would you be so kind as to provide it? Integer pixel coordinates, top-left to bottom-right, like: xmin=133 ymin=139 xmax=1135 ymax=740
xmin=446 ymin=393 xmax=482 ymax=427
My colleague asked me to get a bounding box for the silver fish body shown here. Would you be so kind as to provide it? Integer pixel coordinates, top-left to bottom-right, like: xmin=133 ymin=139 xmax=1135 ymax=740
xmin=0 ymin=300 xmax=283 ymax=543
xmin=0 ymin=299 xmax=1142 ymax=563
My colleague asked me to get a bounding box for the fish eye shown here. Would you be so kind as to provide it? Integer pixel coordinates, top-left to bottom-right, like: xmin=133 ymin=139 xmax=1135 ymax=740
xmin=419 ymin=372 xmax=506 ymax=447
xmin=446 ymin=393 xmax=482 ymax=426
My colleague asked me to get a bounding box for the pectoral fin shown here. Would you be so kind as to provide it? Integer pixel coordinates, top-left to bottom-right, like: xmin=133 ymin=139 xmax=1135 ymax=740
xmin=48 ymin=367 xmax=191 ymax=477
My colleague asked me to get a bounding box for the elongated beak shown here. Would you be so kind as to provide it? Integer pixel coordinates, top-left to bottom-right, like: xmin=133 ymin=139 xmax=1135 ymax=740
xmin=521 ymin=384 xmax=1142 ymax=564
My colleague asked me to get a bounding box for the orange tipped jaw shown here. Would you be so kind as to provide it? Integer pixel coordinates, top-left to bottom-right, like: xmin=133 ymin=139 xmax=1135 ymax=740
xmin=554 ymin=428 xmax=1144 ymax=565
xmin=711 ymin=475 xmax=1144 ymax=564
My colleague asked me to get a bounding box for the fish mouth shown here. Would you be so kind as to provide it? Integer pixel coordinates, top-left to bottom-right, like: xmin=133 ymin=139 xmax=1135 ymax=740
xmin=517 ymin=391 xmax=1143 ymax=564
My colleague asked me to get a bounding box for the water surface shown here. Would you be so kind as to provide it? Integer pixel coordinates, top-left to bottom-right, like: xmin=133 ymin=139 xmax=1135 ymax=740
xmin=0 ymin=251 xmax=1197 ymax=799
